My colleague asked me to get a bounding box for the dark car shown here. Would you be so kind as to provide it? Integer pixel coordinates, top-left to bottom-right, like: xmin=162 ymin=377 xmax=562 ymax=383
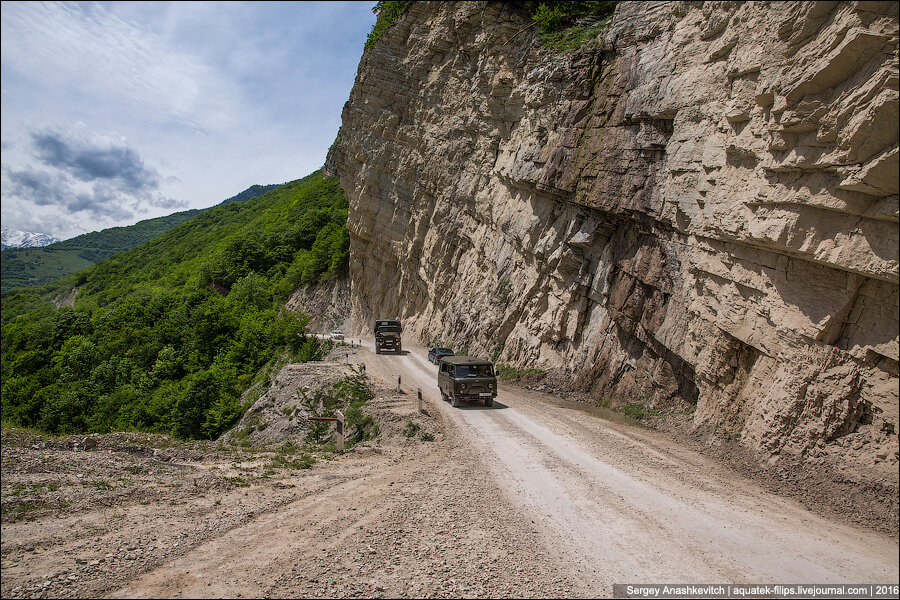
xmin=427 ymin=347 xmax=455 ymax=364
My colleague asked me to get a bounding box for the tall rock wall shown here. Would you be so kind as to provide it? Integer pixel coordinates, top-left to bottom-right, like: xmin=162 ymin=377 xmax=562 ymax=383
xmin=335 ymin=1 xmax=898 ymax=479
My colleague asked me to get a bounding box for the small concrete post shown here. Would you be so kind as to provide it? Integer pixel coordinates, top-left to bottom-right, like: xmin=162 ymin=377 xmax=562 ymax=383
xmin=309 ymin=413 xmax=346 ymax=453
xmin=335 ymin=410 xmax=345 ymax=452
xmin=397 ymin=375 xmax=401 ymax=393
xmin=417 ymin=388 xmax=423 ymax=413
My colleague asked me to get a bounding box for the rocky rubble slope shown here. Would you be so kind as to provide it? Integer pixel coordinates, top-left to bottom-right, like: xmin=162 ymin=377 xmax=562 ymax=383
xmin=285 ymin=277 xmax=351 ymax=335
xmin=334 ymin=2 xmax=898 ymax=486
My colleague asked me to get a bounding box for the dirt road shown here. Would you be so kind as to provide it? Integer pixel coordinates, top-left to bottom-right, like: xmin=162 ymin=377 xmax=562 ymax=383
xmin=2 ymin=338 xmax=897 ymax=599
xmin=355 ymin=338 xmax=899 ymax=588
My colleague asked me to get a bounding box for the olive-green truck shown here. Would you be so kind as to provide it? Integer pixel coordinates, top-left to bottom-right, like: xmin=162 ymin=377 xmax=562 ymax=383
xmin=374 ymin=319 xmax=402 ymax=354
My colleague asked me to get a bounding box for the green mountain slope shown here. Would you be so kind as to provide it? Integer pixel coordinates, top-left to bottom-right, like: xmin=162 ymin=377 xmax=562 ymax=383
xmin=0 ymin=249 xmax=97 ymax=291
xmin=1 ymin=184 xmax=279 ymax=291
xmin=1 ymin=170 xmax=348 ymax=440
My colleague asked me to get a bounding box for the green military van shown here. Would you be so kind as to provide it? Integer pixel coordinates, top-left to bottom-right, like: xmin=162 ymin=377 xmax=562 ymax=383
xmin=374 ymin=319 xmax=402 ymax=354
xmin=437 ymin=356 xmax=497 ymax=408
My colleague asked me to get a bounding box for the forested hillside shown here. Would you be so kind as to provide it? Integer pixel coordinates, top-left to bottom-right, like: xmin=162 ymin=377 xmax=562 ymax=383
xmin=1 ymin=170 xmax=349 ymax=440
xmin=1 ymin=184 xmax=281 ymax=291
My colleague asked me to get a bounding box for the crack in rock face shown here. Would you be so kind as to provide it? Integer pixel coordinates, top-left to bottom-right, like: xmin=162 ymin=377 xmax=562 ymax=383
xmin=334 ymin=2 xmax=899 ymax=484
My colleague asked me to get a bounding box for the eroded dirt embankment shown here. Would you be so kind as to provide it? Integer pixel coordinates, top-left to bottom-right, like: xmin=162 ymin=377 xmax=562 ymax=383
xmin=0 ymin=353 xmax=580 ymax=599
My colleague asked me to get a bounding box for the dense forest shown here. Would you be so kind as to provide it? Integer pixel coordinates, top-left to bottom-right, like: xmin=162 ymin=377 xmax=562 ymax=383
xmin=1 ymin=170 xmax=349 ymax=440
xmin=1 ymin=184 xmax=280 ymax=291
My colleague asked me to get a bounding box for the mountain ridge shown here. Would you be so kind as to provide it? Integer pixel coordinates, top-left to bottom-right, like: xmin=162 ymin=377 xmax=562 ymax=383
xmin=1 ymin=184 xmax=281 ymax=291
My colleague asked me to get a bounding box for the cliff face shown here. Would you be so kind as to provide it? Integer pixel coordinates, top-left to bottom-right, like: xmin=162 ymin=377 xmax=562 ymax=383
xmin=335 ymin=2 xmax=898 ymax=476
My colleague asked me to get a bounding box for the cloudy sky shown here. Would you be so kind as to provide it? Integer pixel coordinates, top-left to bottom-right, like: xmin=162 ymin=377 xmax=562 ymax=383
xmin=1 ymin=1 xmax=376 ymax=240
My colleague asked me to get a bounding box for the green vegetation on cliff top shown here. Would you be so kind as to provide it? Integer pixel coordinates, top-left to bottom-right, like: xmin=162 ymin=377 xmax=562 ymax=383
xmin=524 ymin=1 xmax=617 ymax=33
xmin=366 ymin=1 xmax=414 ymax=50
xmin=1 ymin=170 xmax=348 ymax=441
xmin=365 ymin=1 xmax=617 ymax=50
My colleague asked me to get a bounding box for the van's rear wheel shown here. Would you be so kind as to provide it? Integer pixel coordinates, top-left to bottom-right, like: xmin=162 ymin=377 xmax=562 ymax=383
xmin=484 ymin=396 xmax=494 ymax=407
xmin=440 ymin=389 xmax=448 ymax=402
xmin=451 ymin=394 xmax=460 ymax=408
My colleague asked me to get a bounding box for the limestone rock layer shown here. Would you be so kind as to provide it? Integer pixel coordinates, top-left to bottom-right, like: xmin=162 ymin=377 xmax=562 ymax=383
xmin=335 ymin=1 xmax=899 ymax=477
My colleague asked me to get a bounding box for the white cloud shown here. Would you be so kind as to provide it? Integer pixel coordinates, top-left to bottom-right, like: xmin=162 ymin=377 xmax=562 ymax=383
xmin=1 ymin=123 xmax=186 ymax=238
xmin=1 ymin=1 xmax=236 ymax=131
xmin=1 ymin=1 xmax=376 ymax=240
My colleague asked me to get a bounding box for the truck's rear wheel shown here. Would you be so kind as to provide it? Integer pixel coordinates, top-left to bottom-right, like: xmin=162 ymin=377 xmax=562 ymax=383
xmin=397 ymin=343 xmax=402 ymax=354
xmin=375 ymin=347 xmax=381 ymax=355
xmin=484 ymin=396 xmax=494 ymax=407
xmin=440 ymin=389 xmax=448 ymax=402
xmin=451 ymin=395 xmax=460 ymax=408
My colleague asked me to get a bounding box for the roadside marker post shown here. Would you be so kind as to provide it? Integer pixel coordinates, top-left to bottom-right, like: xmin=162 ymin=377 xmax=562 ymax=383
xmin=335 ymin=410 xmax=344 ymax=452
xmin=397 ymin=375 xmax=401 ymax=393
xmin=309 ymin=410 xmax=345 ymax=452
xmin=417 ymin=388 xmax=423 ymax=412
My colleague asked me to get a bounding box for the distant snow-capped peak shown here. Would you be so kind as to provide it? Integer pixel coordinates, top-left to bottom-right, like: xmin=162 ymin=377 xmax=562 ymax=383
xmin=1 ymin=228 xmax=60 ymax=249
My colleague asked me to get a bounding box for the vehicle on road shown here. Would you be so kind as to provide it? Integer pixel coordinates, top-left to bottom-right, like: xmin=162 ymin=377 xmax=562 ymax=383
xmin=437 ymin=356 xmax=497 ymax=408
xmin=374 ymin=319 xmax=402 ymax=354
xmin=330 ymin=330 xmax=345 ymax=340
xmin=427 ymin=347 xmax=455 ymax=364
